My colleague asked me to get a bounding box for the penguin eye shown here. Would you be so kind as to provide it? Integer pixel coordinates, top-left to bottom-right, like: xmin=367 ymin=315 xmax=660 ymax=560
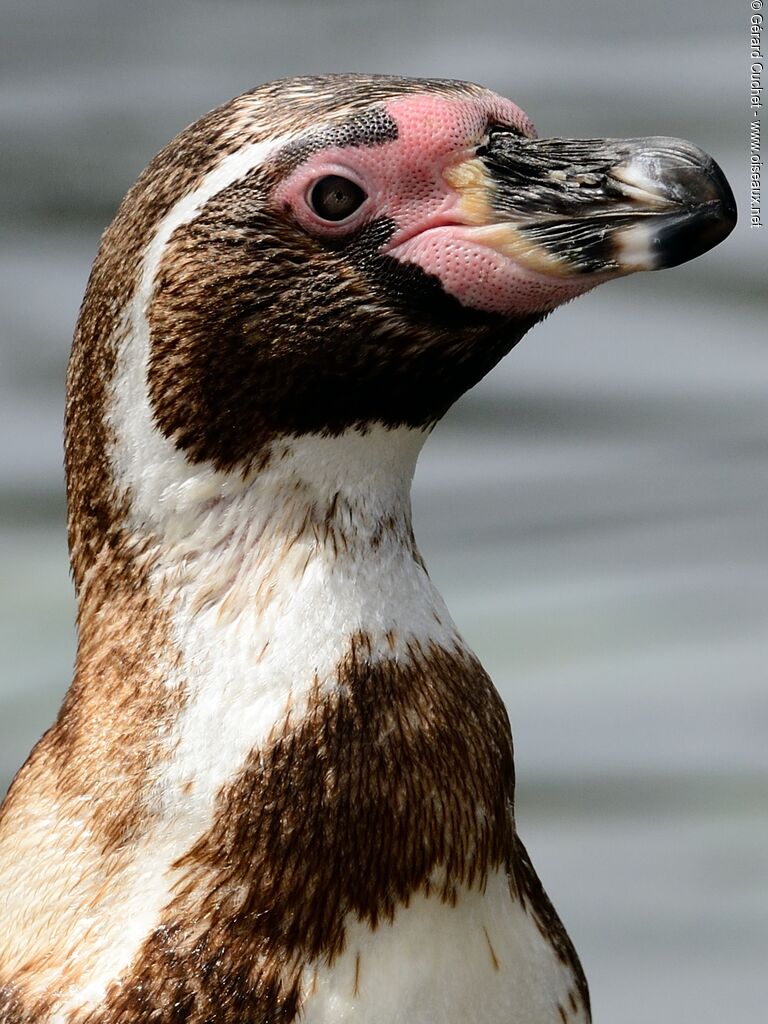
xmin=308 ymin=175 xmax=367 ymax=222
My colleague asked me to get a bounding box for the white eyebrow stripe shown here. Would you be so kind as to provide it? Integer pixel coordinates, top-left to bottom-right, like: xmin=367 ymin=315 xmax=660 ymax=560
xmin=107 ymin=132 xmax=296 ymax=530
xmin=141 ymin=132 xmax=297 ymax=299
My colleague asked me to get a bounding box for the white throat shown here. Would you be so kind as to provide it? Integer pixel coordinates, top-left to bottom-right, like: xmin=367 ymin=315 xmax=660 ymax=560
xmin=126 ymin=422 xmax=461 ymax=820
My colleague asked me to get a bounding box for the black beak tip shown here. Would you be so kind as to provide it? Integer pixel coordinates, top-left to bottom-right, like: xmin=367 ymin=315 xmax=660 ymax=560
xmin=653 ymin=156 xmax=737 ymax=270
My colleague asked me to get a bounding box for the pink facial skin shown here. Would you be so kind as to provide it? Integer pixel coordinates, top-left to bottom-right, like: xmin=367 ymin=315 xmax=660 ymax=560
xmin=273 ymin=92 xmax=603 ymax=318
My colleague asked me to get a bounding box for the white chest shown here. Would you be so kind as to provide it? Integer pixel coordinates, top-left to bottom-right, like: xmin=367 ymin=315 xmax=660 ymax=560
xmin=300 ymin=870 xmax=587 ymax=1024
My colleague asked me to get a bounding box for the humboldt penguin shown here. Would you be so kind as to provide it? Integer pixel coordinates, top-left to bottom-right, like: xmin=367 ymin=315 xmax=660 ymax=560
xmin=0 ymin=74 xmax=735 ymax=1024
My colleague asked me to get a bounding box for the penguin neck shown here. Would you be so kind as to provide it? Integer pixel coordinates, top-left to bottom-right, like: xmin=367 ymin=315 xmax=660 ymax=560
xmin=9 ymin=424 xmax=515 ymax=1022
xmin=107 ymin=424 xmax=440 ymax=648
xmin=72 ymin=423 xmax=464 ymax=814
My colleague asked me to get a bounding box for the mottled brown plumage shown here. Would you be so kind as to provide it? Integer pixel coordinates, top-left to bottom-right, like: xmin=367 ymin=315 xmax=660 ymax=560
xmin=4 ymin=70 xmax=735 ymax=1024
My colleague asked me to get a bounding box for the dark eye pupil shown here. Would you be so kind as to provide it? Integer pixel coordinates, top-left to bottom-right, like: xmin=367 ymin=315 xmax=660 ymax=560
xmin=309 ymin=175 xmax=366 ymax=221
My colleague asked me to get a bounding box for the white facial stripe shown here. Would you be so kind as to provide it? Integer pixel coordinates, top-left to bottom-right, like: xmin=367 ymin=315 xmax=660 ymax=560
xmin=50 ymin=137 xmax=304 ymax=1017
xmin=108 ymin=132 xmax=296 ymax=531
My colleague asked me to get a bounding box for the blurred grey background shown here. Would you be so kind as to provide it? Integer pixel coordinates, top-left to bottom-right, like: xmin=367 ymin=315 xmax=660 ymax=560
xmin=0 ymin=1 xmax=765 ymax=1021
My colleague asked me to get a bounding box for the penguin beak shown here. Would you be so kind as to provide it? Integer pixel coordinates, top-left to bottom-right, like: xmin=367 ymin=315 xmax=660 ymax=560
xmin=446 ymin=132 xmax=737 ymax=277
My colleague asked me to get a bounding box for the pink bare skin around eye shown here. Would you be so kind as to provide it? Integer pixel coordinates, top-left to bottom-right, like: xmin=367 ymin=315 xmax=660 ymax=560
xmin=274 ymin=91 xmax=602 ymax=317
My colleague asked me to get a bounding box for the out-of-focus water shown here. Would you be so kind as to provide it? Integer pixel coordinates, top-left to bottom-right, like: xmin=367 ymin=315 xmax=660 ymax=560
xmin=0 ymin=2 xmax=765 ymax=1021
